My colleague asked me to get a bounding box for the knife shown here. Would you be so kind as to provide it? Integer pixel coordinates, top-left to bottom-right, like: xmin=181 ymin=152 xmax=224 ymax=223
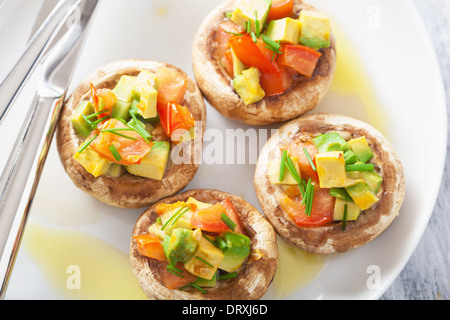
xmin=0 ymin=0 xmax=98 ymax=299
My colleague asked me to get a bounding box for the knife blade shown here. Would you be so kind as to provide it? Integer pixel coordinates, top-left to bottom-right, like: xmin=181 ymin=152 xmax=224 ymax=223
xmin=0 ymin=0 xmax=98 ymax=299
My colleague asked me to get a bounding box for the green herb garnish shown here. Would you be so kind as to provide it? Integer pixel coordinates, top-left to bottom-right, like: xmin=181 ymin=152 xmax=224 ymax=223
xmin=171 ymin=206 xmax=191 ymax=226
xmin=303 ymin=147 xmax=317 ymax=172
xmin=279 ymin=150 xmax=288 ymax=182
xmin=101 ymin=128 xmax=138 ymax=140
xmin=220 ymin=213 xmax=236 ymax=232
xmin=342 ymin=204 xmax=348 ymax=231
xmin=161 ymin=205 xmax=187 ymax=230
xmin=109 ymin=145 xmax=122 ymax=162
xmin=345 ymin=164 xmax=375 ymax=172
xmin=196 ymin=256 xmax=214 ymax=268
xmin=76 ymin=134 xmax=98 ymax=154
xmin=218 ymin=272 xmax=238 ymax=280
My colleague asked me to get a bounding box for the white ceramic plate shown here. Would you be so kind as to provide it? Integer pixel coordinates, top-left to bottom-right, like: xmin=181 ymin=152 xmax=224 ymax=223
xmin=1 ymin=0 xmax=447 ymax=300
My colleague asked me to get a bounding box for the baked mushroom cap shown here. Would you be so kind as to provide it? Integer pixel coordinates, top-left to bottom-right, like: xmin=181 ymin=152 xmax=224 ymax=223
xmin=56 ymin=60 xmax=206 ymax=209
xmin=129 ymin=189 xmax=278 ymax=300
xmin=192 ymin=0 xmax=336 ymax=125
xmin=254 ymin=114 xmax=405 ymax=254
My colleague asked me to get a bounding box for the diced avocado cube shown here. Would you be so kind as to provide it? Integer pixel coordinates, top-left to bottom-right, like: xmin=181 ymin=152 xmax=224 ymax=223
xmin=333 ymin=198 xmax=362 ymax=221
xmin=345 ymin=181 xmax=379 ymax=210
xmin=185 ymin=237 xmax=224 ymax=280
xmin=73 ymin=147 xmax=112 ymax=178
xmin=166 ymin=228 xmax=200 ymax=264
xmin=299 ymin=10 xmax=331 ymax=49
xmin=218 ymin=232 xmax=251 ymax=273
xmin=186 ymin=197 xmax=212 ymax=210
xmin=231 ymin=0 xmax=272 ymax=34
xmin=231 ymin=48 xmax=246 ymax=77
xmin=113 ymin=75 xmax=137 ymax=103
xmin=195 ymin=271 xmax=218 ymax=288
xmin=233 ymin=67 xmax=265 ymax=105
xmin=125 ymin=141 xmax=170 ymax=181
xmin=312 ymin=132 xmax=350 ymax=153
xmin=265 ymin=18 xmax=301 ymax=44
xmin=315 ymin=151 xmax=347 ymax=188
xmin=107 ymin=163 xmax=125 ymax=178
xmin=267 ymin=156 xmax=300 ymax=185
xmin=347 ymin=171 xmax=383 ymax=194
xmin=344 ymin=149 xmax=358 ymax=165
xmin=136 ymin=70 xmax=159 ymax=90
xmin=162 ymin=235 xmax=176 ymax=265
xmin=348 ymin=136 xmax=374 ymax=163
xmin=329 ymin=188 xmax=353 ymax=202
xmin=110 ymin=99 xmax=132 ymax=121
xmin=158 ymin=202 xmax=194 ymax=235
xmin=71 ymin=101 xmax=95 ymax=138
xmin=136 ymin=83 xmax=158 ymax=119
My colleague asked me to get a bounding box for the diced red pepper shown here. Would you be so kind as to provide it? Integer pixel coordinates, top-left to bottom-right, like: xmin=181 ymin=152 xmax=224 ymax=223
xmin=220 ymin=198 xmax=246 ymax=235
xmin=278 ymin=44 xmax=322 ymax=78
xmin=157 ymin=102 xmax=194 ymax=138
xmin=216 ymin=20 xmax=245 ymax=58
xmin=279 ymin=187 xmax=335 ymax=228
xmin=259 ymin=65 xmax=294 ymax=97
xmin=267 ymin=0 xmax=294 ymax=21
xmin=229 ymin=35 xmax=279 ymax=74
xmin=90 ymin=84 xmax=116 ymax=119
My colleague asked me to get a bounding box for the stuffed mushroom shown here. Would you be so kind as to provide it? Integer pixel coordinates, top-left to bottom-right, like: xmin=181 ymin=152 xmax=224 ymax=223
xmin=254 ymin=114 xmax=405 ymax=254
xmin=192 ymin=0 xmax=336 ymax=125
xmin=56 ymin=60 xmax=206 ymax=208
xmin=130 ymin=189 xmax=278 ymax=300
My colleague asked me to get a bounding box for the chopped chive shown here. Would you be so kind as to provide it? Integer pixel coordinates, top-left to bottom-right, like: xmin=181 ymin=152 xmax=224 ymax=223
xmin=167 ymin=264 xmax=183 ymax=274
xmin=77 ymin=134 xmax=99 ymax=154
xmin=109 ymin=145 xmax=122 ymax=162
xmin=171 ymin=206 xmax=191 ymax=226
xmin=342 ymin=204 xmax=348 ymax=231
xmin=101 ymin=129 xmax=137 ymax=141
xmin=224 ymin=30 xmax=244 ymax=36
xmin=285 ymin=156 xmax=301 ymax=185
xmin=196 ymin=256 xmax=214 ymax=268
xmin=129 ymin=109 xmax=151 ymax=143
xmin=156 ymin=217 xmax=162 ymax=224
xmin=261 ymin=34 xmax=281 ymax=51
xmin=86 ymin=108 xmax=109 ymax=119
xmin=303 ymin=147 xmax=317 ymax=172
xmin=81 ymin=114 xmax=93 ymax=127
xmin=271 ymin=51 xmax=277 ymax=62
xmin=190 ymin=283 xmax=207 ymax=294
xmin=91 ymin=116 xmax=110 ymax=127
xmin=221 ymin=213 xmax=236 ymax=231
xmin=251 ymin=32 xmax=257 ymax=43
xmin=279 ymin=150 xmax=288 ymax=182
xmin=345 ymin=164 xmax=375 ymax=172
xmin=161 ymin=205 xmax=187 ymax=230
xmin=167 ymin=268 xmax=184 ymax=278
xmin=306 ymin=183 xmax=314 ymax=216
xmin=245 ymin=20 xmax=250 ymax=33
xmin=202 ymin=235 xmax=219 ymax=248
xmin=255 ymin=11 xmax=260 ymax=37
xmin=218 ymin=272 xmax=238 ymax=280
xmin=215 ymin=236 xmax=228 ymax=251
xmin=301 ymin=178 xmax=312 ymax=205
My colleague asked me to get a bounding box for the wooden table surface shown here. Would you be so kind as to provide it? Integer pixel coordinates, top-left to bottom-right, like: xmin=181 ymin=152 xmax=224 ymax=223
xmin=381 ymin=0 xmax=450 ymax=300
